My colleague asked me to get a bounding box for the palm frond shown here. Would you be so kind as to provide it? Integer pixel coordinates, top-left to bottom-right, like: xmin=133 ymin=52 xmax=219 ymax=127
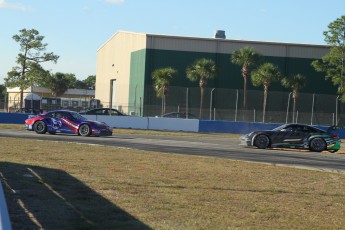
xmin=186 ymin=58 xmax=217 ymax=81
xmin=151 ymin=67 xmax=177 ymax=98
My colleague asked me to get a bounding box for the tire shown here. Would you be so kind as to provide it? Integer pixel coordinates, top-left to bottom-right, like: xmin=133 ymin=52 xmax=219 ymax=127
xmin=309 ymin=138 xmax=326 ymax=152
xmin=328 ymin=149 xmax=338 ymax=153
xmin=254 ymin=134 xmax=270 ymax=149
xmin=33 ymin=121 xmax=47 ymax=134
xmin=78 ymin=124 xmax=91 ymax=136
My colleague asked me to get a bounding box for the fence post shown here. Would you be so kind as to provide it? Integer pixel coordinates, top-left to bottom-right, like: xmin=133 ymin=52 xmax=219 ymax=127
xmin=253 ymin=109 xmax=256 ymax=122
xmin=186 ymin=88 xmax=189 ymax=117
xmin=4 ymin=91 xmax=7 ymax=112
xmin=134 ymin=85 xmax=137 ymax=115
xmin=286 ymin=92 xmax=292 ymax=124
xmin=336 ymin=95 xmax=339 ymax=126
xmin=235 ymin=89 xmax=238 ymax=122
xmin=210 ymin=88 xmax=215 ymax=120
xmin=310 ymin=93 xmax=315 ymax=125
xmin=139 ymin=97 xmax=142 ymax=116
xmin=161 ymin=94 xmax=164 ymax=115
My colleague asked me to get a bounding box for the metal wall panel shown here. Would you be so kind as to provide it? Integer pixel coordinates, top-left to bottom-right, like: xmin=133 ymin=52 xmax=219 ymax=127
xmin=147 ymin=35 xmax=218 ymax=53
xmin=288 ymin=45 xmax=329 ymax=59
xmin=96 ymin=31 xmax=147 ymax=111
xmin=146 ymin=33 xmax=329 ymax=59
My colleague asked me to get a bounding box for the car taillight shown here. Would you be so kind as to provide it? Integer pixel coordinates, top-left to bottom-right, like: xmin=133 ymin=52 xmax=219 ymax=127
xmin=331 ymin=134 xmax=339 ymax=139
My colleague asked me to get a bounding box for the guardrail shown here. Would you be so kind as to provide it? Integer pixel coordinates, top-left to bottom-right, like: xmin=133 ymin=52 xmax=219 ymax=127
xmin=0 ymin=180 xmax=12 ymax=230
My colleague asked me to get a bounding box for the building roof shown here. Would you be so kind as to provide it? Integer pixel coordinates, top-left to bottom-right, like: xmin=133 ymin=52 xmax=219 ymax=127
xmin=101 ymin=30 xmax=328 ymax=50
xmin=98 ymin=30 xmax=329 ymax=59
xmin=6 ymin=86 xmax=95 ymax=96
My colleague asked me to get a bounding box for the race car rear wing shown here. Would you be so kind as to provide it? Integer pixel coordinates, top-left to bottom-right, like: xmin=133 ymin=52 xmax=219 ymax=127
xmin=326 ymin=126 xmax=344 ymax=133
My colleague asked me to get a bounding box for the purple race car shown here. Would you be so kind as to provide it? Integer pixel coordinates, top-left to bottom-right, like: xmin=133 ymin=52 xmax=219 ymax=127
xmin=25 ymin=110 xmax=112 ymax=137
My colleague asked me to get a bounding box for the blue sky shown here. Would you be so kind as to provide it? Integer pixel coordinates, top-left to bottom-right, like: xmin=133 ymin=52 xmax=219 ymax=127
xmin=1 ymin=0 xmax=344 ymax=85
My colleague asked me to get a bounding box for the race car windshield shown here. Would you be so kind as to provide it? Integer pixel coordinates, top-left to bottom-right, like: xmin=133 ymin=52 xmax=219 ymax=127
xmin=272 ymin=124 xmax=287 ymax=131
xmin=71 ymin=112 xmax=87 ymax=121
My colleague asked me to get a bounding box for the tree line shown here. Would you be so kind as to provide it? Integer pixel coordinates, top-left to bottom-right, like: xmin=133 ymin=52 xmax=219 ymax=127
xmin=152 ymin=15 xmax=345 ymax=122
xmin=2 ymin=15 xmax=343 ymax=119
xmin=0 ymin=28 xmax=96 ymax=109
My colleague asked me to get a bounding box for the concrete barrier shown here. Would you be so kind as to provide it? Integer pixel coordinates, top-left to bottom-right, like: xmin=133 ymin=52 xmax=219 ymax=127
xmin=1 ymin=113 xmax=345 ymax=137
xmin=0 ymin=112 xmax=28 ymax=124
xmin=0 ymin=180 xmax=12 ymax=230
xmin=84 ymin=115 xmax=150 ymax=129
xmin=147 ymin=117 xmax=199 ymax=132
xmin=84 ymin=115 xmax=200 ymax=132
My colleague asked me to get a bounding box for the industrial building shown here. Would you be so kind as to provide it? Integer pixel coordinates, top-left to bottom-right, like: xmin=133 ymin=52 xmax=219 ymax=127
xmin=6 ymin=87 xmax=95 ymax=113
xmin=96 ymin=30 xmax=335 ymax=122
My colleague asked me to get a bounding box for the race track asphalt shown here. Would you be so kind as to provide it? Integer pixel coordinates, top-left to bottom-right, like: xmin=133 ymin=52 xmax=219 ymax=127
xmin=1 ymin=129 xmax=345 ymax=173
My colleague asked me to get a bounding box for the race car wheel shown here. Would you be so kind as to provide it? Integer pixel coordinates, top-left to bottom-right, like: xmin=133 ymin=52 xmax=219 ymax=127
xmin=33 ymin=121 xmax=47 ymax=134
xmin=254 ymin=134 xmax=270 ymax=149
xmin=78 ymin=124 xmax=91 ymax=136
xmin=328 ymin=149 xmax=338 ymax=153
xmin=309 ymin=138 xmax=326 ymax=152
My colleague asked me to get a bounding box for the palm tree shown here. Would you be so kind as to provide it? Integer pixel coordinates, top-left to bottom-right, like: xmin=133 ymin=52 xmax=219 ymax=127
xmin=281 ymin=74 xmax=306 ymax=123
xmin=231 ymin=47 xmax=261 ymax=109
xmin=251 ymin=63 xmax=282 ymax=122
xmin=152 ymin=67 xmax=177 ymax=115
xmin=186 ymin=58 xmax=216 ymax=118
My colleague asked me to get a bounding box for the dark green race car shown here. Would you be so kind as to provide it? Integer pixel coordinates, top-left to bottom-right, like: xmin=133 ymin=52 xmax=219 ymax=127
xmin=240 ymin=123 xmax=341 ymax=153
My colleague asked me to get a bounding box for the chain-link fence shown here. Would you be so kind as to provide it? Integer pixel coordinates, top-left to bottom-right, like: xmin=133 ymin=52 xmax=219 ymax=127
xmin=1 ymin=97 xmax=101 ymax=114
xmin=1 ymin=86 xmax=345 ymax=126
xmin=142 ymin=86 xmax=345 ymax=126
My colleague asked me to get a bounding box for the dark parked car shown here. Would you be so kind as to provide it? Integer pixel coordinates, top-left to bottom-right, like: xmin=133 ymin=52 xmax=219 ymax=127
xmin=158 ymin=112 xmax=198 ymax=119
xmin=240 ymin=123 xmax=341 ymax=152
xmin=80 ymin=108 xmax=126 ymax=116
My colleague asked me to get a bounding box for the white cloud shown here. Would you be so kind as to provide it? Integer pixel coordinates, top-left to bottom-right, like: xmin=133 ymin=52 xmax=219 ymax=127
xmin=0 ymin=0 xmax=29 ymax=10
xmin=104 ymin=0 xmax=125 ymax=4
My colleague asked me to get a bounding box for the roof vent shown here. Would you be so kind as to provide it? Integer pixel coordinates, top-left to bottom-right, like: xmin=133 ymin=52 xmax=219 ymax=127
xmin=214 ymin=30 xmax=226 ymax=39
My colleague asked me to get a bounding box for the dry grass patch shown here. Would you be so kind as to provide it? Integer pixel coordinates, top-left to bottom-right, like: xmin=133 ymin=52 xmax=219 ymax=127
xmin=1 ymin=137 xmax=345 ymax=229
xmin=0 ymin=124 xmax=25 ymax=130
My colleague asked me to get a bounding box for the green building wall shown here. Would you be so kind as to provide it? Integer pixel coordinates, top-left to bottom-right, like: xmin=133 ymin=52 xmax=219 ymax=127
xmin=129 ymin=48 xmax=336 ymax=116
xmin=128 ymin=49 xmax=147 ymax=116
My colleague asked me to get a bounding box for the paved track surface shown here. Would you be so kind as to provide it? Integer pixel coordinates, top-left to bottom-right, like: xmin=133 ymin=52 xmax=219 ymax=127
xmin=1 ymin=129 xmax=345 ymax=173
